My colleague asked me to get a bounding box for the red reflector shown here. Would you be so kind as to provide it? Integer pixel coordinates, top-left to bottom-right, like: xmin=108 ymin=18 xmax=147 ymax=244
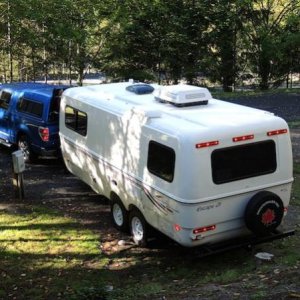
xmin=284 ymin=207 xmax=288 ymax=213
xmin=267 ymin=129 xmax=288 ymax=136
xmin=232 ymin=134 xmax=254 ymax=142
xmin=174 ymin=224 xmax=182 ymax=232
xmin=196 ymin=141 xmax=219 ymax=149
xmin=39 ymin=127 xmax=49 ymax=142
xmin=193 ymin=224 xmax=216 ymax=235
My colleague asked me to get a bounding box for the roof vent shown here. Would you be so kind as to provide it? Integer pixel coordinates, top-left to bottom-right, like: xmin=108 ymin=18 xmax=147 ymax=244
xmin=153 ymin=84 xmax=211 ymax=107
xmin=126 ymin=83 xmax=154 ymax=95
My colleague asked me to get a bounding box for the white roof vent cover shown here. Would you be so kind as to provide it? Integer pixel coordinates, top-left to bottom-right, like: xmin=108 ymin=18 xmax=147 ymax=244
xmin=153 ymin=84 xmax=212 ymax=107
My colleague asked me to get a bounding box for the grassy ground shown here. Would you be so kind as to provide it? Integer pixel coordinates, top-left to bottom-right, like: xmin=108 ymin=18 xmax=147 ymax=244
xmin=0 ymin=164 xmax=299 ymax=299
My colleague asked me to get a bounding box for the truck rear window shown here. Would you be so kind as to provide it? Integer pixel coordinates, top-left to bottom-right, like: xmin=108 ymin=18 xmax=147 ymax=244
xmin=212 ymin=140 xmax=276 ymax=184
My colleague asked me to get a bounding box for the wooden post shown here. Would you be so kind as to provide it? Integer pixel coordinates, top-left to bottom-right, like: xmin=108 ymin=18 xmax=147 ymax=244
xmin=12 ymin=171 xmax=25 ymax=200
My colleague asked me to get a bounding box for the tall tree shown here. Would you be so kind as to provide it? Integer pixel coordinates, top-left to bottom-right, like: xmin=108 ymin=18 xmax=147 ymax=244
xmin=240 ymin=0 xmax=300 ymax=89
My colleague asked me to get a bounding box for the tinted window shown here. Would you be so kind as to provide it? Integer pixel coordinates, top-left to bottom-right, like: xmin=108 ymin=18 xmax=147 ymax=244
xmin=212 ymin=140 xmax=277 ymax=184
xmin=147 ymin=141 xmax=175 ymax=182
xmin=17 ymin=98 xmax=43 ymax=118
xmin=49 ymin=88 xmax=65 ymax=121
xmin=0 ymin=91 xmax=12 ymax=109
xmin=48 ymin=96 xmax=61 ymax=122
xmin=65 ymin=105 xmax=87 ymax=136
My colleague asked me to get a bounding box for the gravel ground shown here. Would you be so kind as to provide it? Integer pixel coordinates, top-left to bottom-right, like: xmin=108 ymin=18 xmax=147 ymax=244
xmin=222 ymin=92 xmax=300 ymax=122
xmin=222 ymin=92 xmax=300 ymax=162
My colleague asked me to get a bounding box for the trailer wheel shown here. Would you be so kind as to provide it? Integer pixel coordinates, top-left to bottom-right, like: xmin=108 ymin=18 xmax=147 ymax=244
xmin=129 ymin=209 xmax=148 ymax=247
xmin=18 ymin=135 xmax=37 ymax=163
xmin=245 ymin=191 xmax=284 ymax=236
xmin=110 ymin=197 xmax=129 ymax=232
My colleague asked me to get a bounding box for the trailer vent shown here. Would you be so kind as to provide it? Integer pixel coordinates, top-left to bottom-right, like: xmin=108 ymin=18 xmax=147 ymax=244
xmin=126 ymin=83 xmax=154 ymax=95
xmin=154 ymin=84 xmax=211 ymax=107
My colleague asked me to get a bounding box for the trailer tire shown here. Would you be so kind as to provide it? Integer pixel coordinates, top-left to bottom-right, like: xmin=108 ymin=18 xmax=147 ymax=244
xmin=129 ymin=209 xmax=148 ymax=247
xmin=245 ymin=191 xmax=284 ymax=236
xmin=110 ymin=197 xmax=129 ymax=232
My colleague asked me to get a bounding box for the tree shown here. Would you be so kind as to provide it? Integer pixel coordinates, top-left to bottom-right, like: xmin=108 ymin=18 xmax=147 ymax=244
xmin=240 ymin=0 xmax=300 ymax=89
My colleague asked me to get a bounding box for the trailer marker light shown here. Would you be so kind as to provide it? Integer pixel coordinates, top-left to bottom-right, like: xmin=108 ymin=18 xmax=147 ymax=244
xmin=267 ymin=129 xmax=288 ymax=136
xmin=174 ymin=224 xmax=182 ymax=232
xmin=232 ymin=134 xmax=254 ymax=142
xmin=196 ymin=141 xmax=219 ymax=149
xmin=193 ymin=224 xmax=216 ymax=234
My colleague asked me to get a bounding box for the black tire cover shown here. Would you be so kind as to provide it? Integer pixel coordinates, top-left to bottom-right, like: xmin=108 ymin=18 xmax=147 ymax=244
xmin=245 ymin=191 xmax=284 ymax=236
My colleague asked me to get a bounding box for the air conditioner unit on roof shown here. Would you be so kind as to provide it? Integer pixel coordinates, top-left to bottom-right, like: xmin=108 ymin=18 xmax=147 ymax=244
xmin=153 ymin=84 xmax=212 ymax=107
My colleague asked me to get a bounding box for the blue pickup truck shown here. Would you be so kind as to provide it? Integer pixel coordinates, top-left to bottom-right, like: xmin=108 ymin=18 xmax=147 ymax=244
xmin=0 ymin=82 xmax=70 ymax=162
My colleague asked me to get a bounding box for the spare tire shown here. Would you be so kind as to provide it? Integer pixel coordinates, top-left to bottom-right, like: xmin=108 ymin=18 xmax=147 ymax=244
xmin=245 ymin=191 xmax=284 ymax=236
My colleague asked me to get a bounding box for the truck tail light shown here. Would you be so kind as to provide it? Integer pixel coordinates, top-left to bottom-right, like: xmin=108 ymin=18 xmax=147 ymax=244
xmin=193 ymin=224 xmax=216 ymax=234
xmin=39 ymin=127 xmax=49 ymax=142
xmin=267 ymin=129 xmax=288 ymax=136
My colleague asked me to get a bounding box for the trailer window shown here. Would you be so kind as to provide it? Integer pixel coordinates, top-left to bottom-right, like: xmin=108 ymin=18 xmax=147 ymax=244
xmin=212 ymin=140 xmax=276 ymax=184
xmin=147 ymin=141 xmax=175 ymax=182
xmin=0 ymin=91 xmax=12 ymax=110
xmin=17 ymin=98 xmax=43 ymax=118
xmin=65 ymin=105 xmax=87 ymax=136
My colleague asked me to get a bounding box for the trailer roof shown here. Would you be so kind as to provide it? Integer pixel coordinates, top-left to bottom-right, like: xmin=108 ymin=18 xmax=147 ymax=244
xmin=63 ymin=82 xmax=285 ymax=136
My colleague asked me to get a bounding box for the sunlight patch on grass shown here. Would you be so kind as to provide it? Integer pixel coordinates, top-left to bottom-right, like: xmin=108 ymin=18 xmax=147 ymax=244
xmin=0 ymin=205 xmax=111 ymax=299
xmin=0 ymin=209 xmax=100 ymax=256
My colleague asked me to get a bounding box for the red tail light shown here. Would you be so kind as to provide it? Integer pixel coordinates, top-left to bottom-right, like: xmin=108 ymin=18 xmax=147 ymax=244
xmin=267 ymin=129 xmax=288 ymax=136
xmin=232 ymin=134 xmax=254 ymax=142
xmin=193 ymin=224 xmax=216 ymax=234
xmin=39 ymin=127 xmax=49 ymax=142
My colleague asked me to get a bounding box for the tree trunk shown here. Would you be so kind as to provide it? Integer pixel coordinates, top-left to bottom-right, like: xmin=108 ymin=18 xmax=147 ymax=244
xmin=7 ymin=0 xmax=13 ymax=82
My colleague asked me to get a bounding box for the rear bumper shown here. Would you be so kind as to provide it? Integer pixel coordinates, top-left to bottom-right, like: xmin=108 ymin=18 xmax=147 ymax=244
xmin=39 ymin=147 xmax=60 ymax=157
xmin=31 ymin=143 xmax=61 ymax=158
xmin=191 ymin=229 xmax=295 ymax=257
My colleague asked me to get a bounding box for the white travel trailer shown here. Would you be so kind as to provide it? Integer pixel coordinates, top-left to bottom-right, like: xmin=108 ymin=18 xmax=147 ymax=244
xmin=59 ymin=82 xmax=294 ymax=248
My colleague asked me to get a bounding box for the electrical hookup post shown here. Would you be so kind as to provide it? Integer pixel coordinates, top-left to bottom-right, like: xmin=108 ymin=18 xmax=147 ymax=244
xmin=12 ymin=150 xmax=25 ymax=200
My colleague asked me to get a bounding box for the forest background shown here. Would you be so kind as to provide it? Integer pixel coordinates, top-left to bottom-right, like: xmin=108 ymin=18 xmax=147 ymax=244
xmin=0 ymin=0 xmax=299 ymax=91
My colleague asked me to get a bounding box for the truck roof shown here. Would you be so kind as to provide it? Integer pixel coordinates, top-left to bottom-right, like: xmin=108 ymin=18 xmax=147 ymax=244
xmin=0 ymin=83 xmax=70 ymax=102
xmin=0 ymin=82 xmax=69 ymax=93
xmin=63 ymin=82 xmax=286 ymax=137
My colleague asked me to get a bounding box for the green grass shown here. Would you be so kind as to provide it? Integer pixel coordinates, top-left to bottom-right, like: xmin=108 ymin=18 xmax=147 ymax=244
xmin=0 ymin=205 xmax=110 ymax=300
xmin=292 ymin=163 xmax=300 ymax=206
xmin=288 ymin=120 xmax=300 ymax=129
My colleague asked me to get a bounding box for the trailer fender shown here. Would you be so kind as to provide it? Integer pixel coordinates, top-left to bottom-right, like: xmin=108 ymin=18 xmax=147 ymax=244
xmin=245 ymin=191 xmax=284 ymax=236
